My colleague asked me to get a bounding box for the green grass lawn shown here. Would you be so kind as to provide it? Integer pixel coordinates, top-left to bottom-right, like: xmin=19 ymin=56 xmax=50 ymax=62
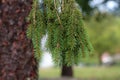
xmin=39 ymin=66 xmax=120 ymax=80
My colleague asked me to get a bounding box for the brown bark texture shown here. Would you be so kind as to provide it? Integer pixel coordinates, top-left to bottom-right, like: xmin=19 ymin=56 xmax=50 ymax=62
xmin=0 ymin=0 xmax=37 ymax=80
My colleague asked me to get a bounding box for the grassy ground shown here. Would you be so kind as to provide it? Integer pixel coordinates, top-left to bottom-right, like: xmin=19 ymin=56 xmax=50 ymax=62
xmin=39 ymin=66 xmax=120 ymax=80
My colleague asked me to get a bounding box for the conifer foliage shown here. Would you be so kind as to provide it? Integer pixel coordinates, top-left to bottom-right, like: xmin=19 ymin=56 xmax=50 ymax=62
xmin=27 ymin=0 xmax=93 ymax=66
xmin=27 ymin=0 xmax=46 ymax=61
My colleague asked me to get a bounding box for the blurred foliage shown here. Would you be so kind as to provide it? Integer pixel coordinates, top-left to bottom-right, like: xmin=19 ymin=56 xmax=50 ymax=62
xmin=75 ymin=0 xmax=93 ymax=15
xmin=75 ymin=0 xmax=120 ymax=64
xmin=85 ymin=14 xmax=120 ymax=54
xmin=75 ymin=0 xmax=120 ymax=16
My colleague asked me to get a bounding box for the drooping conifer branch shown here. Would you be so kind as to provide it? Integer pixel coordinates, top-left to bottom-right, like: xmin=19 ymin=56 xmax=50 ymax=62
xmin=27 ymin=0 xmax=93 ymax=66
xmin=27 ymin=0 xmax=46 ymax=61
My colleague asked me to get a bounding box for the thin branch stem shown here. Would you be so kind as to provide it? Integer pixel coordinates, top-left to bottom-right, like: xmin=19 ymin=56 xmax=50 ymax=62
xmin=54 ymin=0 xmax=63 ymax=28
xmin=33 ymin=0 xmax=36 ymax=27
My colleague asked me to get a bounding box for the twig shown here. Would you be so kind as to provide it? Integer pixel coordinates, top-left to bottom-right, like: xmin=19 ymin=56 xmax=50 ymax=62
xmin=54 ymin=0 xmax=63 ymax=28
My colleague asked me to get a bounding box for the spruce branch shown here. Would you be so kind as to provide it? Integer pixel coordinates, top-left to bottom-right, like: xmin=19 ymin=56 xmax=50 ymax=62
xmin=54 ymin=0 xmax=63 ymax=28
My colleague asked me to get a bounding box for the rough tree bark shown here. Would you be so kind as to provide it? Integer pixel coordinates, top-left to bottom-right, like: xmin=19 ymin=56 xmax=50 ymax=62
xmin=0 ymin=0 xmax=37 ymax=80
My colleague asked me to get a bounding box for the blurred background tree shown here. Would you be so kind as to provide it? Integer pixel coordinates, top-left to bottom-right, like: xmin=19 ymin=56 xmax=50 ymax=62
xmin=75 ymin=0 xmax=120 ymax=65
xmin=86 ymin=15 xmax=120 ymax=64
xmin=76 ymin=0 xmax=120 ymax=18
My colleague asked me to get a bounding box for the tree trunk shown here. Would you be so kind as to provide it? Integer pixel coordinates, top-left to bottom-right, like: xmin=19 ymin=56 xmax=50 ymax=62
xmin=0 ymin=0 xmax=37 ymax=80
xmin=61 ymin=65 xmax=73 ymax=77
